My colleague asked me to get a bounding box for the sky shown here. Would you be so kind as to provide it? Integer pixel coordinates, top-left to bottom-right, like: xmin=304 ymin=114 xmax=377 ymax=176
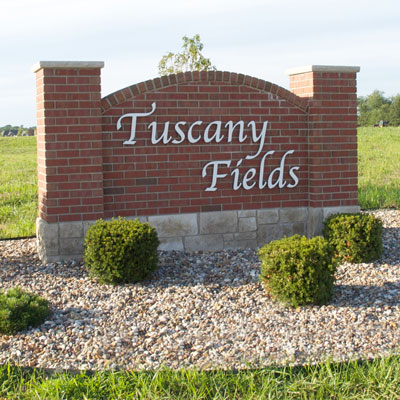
xmin=1 ymin=0 xmax=399 ymax=127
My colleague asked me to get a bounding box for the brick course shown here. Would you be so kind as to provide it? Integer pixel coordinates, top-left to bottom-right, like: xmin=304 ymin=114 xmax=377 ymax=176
xmin=34 ymin=62 xmax=104 ymax=223
xmin=287 ymin=66 xmax=359 ymax=208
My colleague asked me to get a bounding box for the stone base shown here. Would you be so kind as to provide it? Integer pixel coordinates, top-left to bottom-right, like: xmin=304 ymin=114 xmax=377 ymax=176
xmin=36 ymin=205 xmax=360 ymax=263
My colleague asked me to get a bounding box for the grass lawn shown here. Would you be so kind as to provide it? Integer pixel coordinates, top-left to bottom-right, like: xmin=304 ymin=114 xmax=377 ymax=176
xmin=0 ymin=136 xmax=37 ymax=238
xmin=1 ymin=356 xmax=400 ymax=399
xmin=358 ymin=127 xmax=400 ymax=209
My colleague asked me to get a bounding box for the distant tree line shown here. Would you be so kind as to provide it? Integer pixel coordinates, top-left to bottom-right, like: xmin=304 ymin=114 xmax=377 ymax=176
xmin=0 ymin=124 xmax=36 ymax=137
xmin=358 ymin=91 xmax=400 ymax=127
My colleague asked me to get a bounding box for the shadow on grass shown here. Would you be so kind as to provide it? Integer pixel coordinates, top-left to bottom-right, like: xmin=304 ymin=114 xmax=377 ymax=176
xmin=1 ymin=353 xmax=398 ymax=377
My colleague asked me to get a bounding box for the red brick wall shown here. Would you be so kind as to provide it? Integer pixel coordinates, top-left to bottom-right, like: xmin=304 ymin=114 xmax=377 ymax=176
xmin=101 ymin=72 xmax=309 ymax=218
xmin=35 ymin=64 xmax=104 ymax=223
xmin=34 ymin=65 xmax=359 ymax=223
xmin=288 ymin=68 xmax=358 ymax=208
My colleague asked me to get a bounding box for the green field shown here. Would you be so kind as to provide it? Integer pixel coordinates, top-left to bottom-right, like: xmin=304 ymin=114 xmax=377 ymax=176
xmin=0 ymin=136 xmax=37 ymax=238
xmin=1 ymin=128 xmax=400 ymax=238
xmin=358 ymin=127 xmax=400 ymax=209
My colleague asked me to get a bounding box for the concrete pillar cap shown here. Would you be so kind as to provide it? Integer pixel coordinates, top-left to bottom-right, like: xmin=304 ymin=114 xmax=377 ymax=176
xmin=32 ymin=61 xmax=104 ymax=73
xmin=285 ymin=65 xmax=360 ymax=76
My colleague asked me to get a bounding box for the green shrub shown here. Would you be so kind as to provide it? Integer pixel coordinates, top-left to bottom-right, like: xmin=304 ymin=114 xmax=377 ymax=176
xmin=323 ymin=213 xmax=383 ymax=263
xmin=84 ymin=218 xmax=160 ymax=285
xmin=0 ymin=287 xmax=51 ymax=335
xmin=258 ymin=235 xmax=337 ymax=307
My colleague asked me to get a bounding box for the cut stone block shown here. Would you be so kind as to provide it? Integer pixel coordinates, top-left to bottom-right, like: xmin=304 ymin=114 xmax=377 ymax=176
xmin=234 ymin=231 xmax=257 ymax=240
xmin=280 ymin=207 xmax=308 ymax=223
xmin=224 ymin=239 xmax=258 ymax=249
xmin=149 ymin=214 xmax=198 ymax=237
xmin=308 ymin=207 xmax=323 ymax=237
xmin=36 ymin=218 xmax=59 ymax=257
xmin=158 ymin=237 xmax=184 ymax=251
xmin=200 ymin=211 xmax=237 ymax=234
xmin=184 ymin=234 xmax=224 ymax=252
xmin=36 ymin=217 xmax=58 ymax=239
xmin=239 ymin=217 xmax=257 ymax=232
xmin=60 ymin=238 xmax=84 ymax=256
xmin=59 ymin=221 xmax=83 ymax=239
xmin=257 ymin=224 xmax=283 ymax=246
xmin=257 ymin=209 xmax=279 ymax=224
xmin=238 ymin=210 xmax=256 ymax=218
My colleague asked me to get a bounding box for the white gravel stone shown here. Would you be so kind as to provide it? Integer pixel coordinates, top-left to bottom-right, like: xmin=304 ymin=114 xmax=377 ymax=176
xmin=0 ymin=210 xmax=400 ymax=370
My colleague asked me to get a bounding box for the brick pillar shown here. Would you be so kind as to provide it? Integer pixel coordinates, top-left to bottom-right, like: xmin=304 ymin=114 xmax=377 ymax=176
xmin=286 ymin=65 xmax=360 ymax=235
xmin=33 ymin=61 xmax=104 ymax=262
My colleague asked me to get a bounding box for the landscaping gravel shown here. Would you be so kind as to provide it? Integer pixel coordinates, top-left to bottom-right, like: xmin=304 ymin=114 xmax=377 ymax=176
xmin=0 ymin=209 xmax=399 ymax=371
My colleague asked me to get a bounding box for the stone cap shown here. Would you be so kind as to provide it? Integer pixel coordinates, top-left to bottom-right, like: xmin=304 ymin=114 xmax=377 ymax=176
xmin=32 ymin=61 xmax=104 ymax=73
xmin=285 ymin=65 xmax=360 ymax=76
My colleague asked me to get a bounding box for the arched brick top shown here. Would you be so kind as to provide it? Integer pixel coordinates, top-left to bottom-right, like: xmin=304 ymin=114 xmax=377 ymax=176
xmin=101 ymin=70 xmax=309 ymax=113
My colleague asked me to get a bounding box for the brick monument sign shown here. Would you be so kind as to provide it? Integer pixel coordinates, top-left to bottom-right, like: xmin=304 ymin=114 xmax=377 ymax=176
xmin=33 ymin=61 xmax=360 ymax=262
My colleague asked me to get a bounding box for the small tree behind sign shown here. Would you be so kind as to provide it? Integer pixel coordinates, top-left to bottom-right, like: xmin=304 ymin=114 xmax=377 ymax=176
xmin=158 ymin=34 xmax=216 ymax=76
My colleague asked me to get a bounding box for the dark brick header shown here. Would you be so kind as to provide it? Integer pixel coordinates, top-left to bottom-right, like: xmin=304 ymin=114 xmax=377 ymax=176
xmin=101 ymin=71 xmax=309 ymax=113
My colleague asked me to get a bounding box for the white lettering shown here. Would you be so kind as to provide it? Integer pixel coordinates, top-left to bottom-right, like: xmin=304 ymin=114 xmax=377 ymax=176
xmin=231 ymin=159 xmax=243 ymax=190
xmin=225 ymin=121 xmax=247 ymax=143
xmin=173 ymin=121 xmax=186 ymax=144
xmin=117 ymin=102 xmax=156 ymax=145
xmin=188 ymin=121 xmax=203 ymax=143
xmin=148 ymin=121 xmax=172 ymax=144
xmin=117 ymin=102 xmax=268 ymax=154
xmin=116 ymin=102 xmax=301 ymax=193
xmin=204 ymin=121 xmax=223 ymax=143
xmin=202 ymin=160 xmax=231 ymax=191
xmin=243 ymin=168 xmax=257 ymax=190
xmin=246 ymin=121 xmax=268 ymax=160
xmin=258 ymin=151 xmax=275 ymax=189
xmin=267 ymin=150 xmax=294 ymax=189
xmin=288 ymin=166 xmax=300 ymax=188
